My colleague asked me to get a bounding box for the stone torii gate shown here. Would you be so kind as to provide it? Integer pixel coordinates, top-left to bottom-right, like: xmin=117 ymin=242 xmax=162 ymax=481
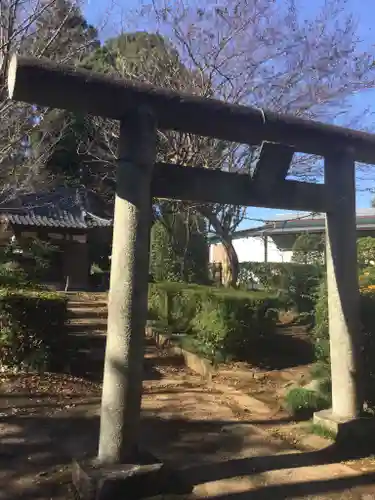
xmin=7 ymin=54 xmax=375 ymax=496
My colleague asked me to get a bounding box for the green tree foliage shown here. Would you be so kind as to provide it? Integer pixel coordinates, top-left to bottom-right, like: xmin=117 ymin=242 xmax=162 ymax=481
xmin=38 ymin=31 xmax=197 ymax=194
xmin=30 ymin=111 xmax=95 ymax=188
xmin=82 ymin=31 xmax=185 ymax=80
xmin=150 ymin=208 xmax=208 ymax=284
xmin=32 ymin=0 xmax=99 ymax=62
xmin=0 ymin=237 xmax=58 ymax=288
xmin=0 ymin=0 xmax=100 ymax=199
xmin=292 ymin=233 xmax=325 ymax=265
xmin=150 ymin=221 xmax=179 ymax=282
xmin=39 ymin=30 xmax=211 ymax=280
xmin=26 ymin=0 xmax=100 ymax=188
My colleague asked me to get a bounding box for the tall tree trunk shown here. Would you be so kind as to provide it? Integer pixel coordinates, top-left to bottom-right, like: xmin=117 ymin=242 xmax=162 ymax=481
xmin=221 ymin=235 xmax=239 ymax=288
xmin=200 ymin=207 xmax=239 ymax=288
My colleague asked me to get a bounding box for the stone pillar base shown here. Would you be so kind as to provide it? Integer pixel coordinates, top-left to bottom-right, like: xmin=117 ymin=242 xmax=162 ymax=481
xmin=314 ymin=409 xmax=375 ymax=447
xmin=72 ymin=455 xmax=192 ymax=500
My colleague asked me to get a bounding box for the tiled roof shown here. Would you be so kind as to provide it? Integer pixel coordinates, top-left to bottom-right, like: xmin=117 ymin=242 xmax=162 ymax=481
xmin=0 ymin=188 xmax=112 ymax=229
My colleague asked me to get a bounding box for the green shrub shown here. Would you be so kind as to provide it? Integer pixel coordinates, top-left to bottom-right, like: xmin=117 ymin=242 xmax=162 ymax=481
xmin=358 ymin=266 xmax=375 ymax=288
xmin=149 ymin=282 xmax=280 ymax=362
xmin=0 ymin=289 xmax=68 ymax=371
xmin=238 ymin=262 xmax=323 ymax=313
xmin=286 ymin=264 xmax=323 ymax=313
xmin=148 ymin=282 xmax=202 ymax=331
xmin=310 ymin=361 xmax=331 ymax=381
xmin=285 ymin=387 xmax=329 ymax=417
xmin=0 ymin=262 xmax=33 ymax=289
xmin=311 ymin=281 xmax=330 ymax=362
xmin=150 ymin=216 xmax=208 ymax=284
xmin=312 ymin=282 xmax=375 ymax=408
xmin=191 ymin=298 xmax=236 ymax=362
xmin=357 ymin=237 xmax=375 ymax=269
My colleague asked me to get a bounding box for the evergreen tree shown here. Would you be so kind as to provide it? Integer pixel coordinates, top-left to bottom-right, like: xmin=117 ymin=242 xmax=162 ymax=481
xmin=150 ymin=207 xmax=208 ymax=284
xmin=33 ymin=0 xmax=99 ymax=62
xmin=35 ymin=30 xmax=210 ymax=281
xmin=27 ymin=0 xmax=100 ymax=188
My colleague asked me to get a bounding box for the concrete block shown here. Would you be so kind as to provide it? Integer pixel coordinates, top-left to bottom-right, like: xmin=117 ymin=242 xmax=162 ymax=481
xmin=181 ymin=349 xmax=214 ymax=381
xmin=147 ymin=325 xmax=214 ymax=380
xmin=313 ymin=409 xmax=375 ymax=445
xmin=72 ymin=457 xmax=192 ymax=500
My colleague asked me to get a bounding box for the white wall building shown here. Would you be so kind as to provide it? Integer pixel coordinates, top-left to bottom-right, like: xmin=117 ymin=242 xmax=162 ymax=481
xmin=209 ymin=209 xmax=375 ymax=266
xmin=209 ymin=235 xmax=292 ymax=264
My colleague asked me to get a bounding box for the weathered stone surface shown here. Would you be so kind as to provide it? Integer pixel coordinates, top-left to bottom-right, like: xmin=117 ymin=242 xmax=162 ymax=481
xmin=303 ymin=379 xmax=321 ymax=392
xmin=149 ymin=327 xmax=214 ymax=381
xmin=325 ymin=152 xmax=364 ymax=420
xmin=72 ymin=458 xmax=192 ymax=500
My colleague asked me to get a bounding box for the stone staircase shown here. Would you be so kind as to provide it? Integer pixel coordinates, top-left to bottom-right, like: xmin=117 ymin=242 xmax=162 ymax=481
xmin=65 ymin=292 xmax=108 ymax=381
xmin=65 ymin=292 xmax=161 ymax=382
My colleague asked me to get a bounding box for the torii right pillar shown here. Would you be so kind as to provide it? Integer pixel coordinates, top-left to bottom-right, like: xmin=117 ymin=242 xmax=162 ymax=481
xmin=314 ymin=148 xmax=369 ymax=442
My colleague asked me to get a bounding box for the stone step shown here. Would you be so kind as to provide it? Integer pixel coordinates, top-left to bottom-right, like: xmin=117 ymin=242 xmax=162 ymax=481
xmin=67 ymin=308 xmax=108 ymax=320
xmin=67 ymin=333 xmax=106 ymax=351
xmin=65 ymin=292 xmax=107 ymax=299
xmin=67 ymin=326 xmax=107 ymax=337
xmin=67 ymin=316 xmax=107 ymax=326
xmin=68 ymin=300 xmax=108 ymax=309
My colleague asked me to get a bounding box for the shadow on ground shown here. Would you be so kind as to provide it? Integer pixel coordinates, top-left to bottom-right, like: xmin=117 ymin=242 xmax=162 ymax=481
xmin=195 ymin=473 xmax=375 ymax=500
xmin=65 ymin=336 xmax=164 ymax=383
xmin=236 ymin=324 xmax=315 ymax=370
xmin=1 ymin=407 xmax=375 ymax=500
xmin=2 ymin=338 xmax=374 ymax=499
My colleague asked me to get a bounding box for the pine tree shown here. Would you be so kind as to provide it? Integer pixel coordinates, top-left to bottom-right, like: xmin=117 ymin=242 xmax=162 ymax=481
xmin=33 ymin=0 xmax=99 ymax=62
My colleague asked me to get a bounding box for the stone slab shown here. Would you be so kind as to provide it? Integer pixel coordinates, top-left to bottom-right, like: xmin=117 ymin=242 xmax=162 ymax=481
xmin=172 ymin=346 xmax=214 ymax=381
xmin=314 ymin=409 xmax=375 ymax=447
xmin=147 ymin=326 xmax=215 ymax=380
xmin=72 ymin=457 xmax=192 ymax=500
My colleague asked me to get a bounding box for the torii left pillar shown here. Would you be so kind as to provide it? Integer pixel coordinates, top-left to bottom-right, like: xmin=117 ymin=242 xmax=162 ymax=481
xmin=98 ymin=108 xmax=156 ymax=463
xmin=73 ymin=108 xmax=188 ymax=498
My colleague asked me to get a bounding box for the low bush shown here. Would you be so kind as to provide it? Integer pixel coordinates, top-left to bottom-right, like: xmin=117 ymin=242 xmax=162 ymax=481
xmin=149 ymin=282 xmax=280 ymax=362
xmin=0 ymin=289 xmax=68 ymax=372
xmin=311 ymin=281 xmax=330 ymax=362
xmin=358 ymin=266 xmax=375 ymax=289
xmin=149 ymin=282 xmax=201 ymax=332
xmin=285 ymin=387 xmax=329 ymax=418
xmin=312 ymin=281 xmax=375 ymax=409
xmin=238 ymin=262 xmax=323 ymax=313
xmin=0 ymin=262 xmax=34 ymax=289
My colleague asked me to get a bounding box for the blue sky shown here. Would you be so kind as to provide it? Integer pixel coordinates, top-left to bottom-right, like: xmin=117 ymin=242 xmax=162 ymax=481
xmin=84 ymin=0 xmax=375 ymax=228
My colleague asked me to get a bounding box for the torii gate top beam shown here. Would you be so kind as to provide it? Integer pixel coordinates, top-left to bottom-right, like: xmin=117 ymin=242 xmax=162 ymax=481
xmin=7 ymin=54 xmax=375 ymax=165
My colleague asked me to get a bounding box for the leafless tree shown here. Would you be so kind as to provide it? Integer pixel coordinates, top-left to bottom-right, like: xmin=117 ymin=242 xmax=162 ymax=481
xmin=83 ymin=0 xmax=373 ymax=285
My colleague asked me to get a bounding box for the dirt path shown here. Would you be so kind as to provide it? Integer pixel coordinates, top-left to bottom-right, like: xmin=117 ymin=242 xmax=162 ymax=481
xmin=1 ymin=344 xmax=375 ymax=500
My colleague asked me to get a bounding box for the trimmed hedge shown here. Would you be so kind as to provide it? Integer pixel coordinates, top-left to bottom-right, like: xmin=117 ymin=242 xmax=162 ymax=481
xmin=313 ymin=282 xmax=375 ymax=409
xmin=149 ymin=282 xmax=280 ymax=362
xmin=238 ymin=262 xmax=323 ymax=313
xmin=0 ymin=289 xmax=68 ymax=371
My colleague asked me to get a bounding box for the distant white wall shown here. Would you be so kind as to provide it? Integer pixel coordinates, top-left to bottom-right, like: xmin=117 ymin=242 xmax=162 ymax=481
xmin=209 ymin=236 xmax=293 ymax=264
